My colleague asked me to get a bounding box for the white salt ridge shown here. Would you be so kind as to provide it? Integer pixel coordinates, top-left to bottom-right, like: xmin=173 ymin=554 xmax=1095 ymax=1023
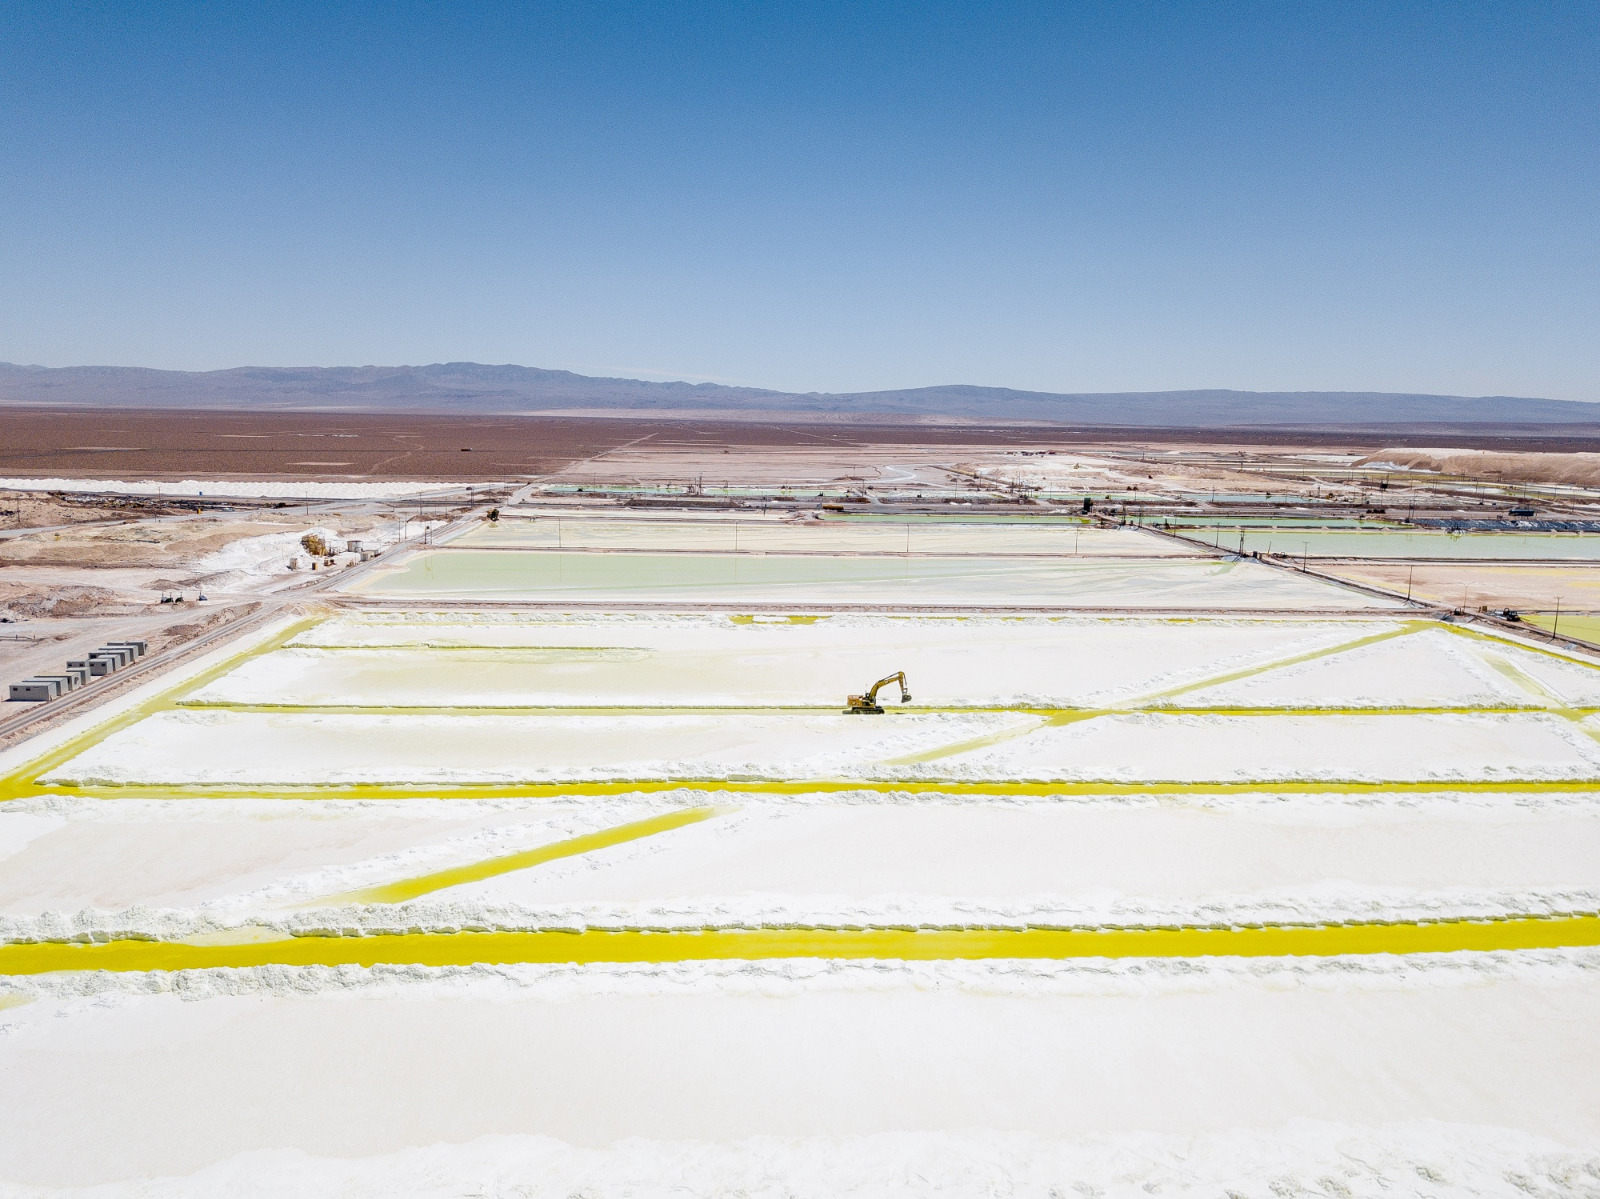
xmin=10 ymin=949 xmax=1600 ymax=1005
xmin=0 ymin=792 xmax=664 ymax=821
xmin=0 ymin=477 xmax=462 ymax=498
xmin=11 ymin=787 xmax=1592 ymax=819
xmin=1 ymin=1121 xmax=1596 ymax=1198
xmin=7 ymin=883 xmax=1598 ymax=946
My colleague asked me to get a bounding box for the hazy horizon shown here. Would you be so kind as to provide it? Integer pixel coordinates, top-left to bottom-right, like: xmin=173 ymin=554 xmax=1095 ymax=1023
xmin=8 ymin=360 xmax=1600 ymax=430
xmin=0 ymin=358 xmax=1589 ymax=408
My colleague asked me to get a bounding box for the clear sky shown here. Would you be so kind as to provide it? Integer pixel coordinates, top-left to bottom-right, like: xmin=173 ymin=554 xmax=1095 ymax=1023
xmin=1 ymin=2 xmax=1596 ymax=399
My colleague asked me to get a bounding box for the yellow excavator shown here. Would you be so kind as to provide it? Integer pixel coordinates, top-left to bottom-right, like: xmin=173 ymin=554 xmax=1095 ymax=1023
xmin=846 ymin=671 xmax=912 ymax=714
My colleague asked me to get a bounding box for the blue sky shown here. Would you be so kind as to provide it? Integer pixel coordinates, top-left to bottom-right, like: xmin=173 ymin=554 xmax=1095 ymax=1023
xmin=1 ymin=2 xmax=1596 ymax=399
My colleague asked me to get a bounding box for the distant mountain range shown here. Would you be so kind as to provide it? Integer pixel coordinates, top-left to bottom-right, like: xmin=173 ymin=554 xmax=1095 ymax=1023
xmin=1 ymin=361 xmax=1596 ymax=429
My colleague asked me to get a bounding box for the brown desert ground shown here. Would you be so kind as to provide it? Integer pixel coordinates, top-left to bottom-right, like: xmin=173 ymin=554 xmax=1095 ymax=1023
xmin=1356 ymin=447 xmax=1600 ymax=490
xmin=1 ymin=518 xmax=318 ymax=569
xmin=1318 ymin=562 xmax=1600 ymax=613
xmin=7 ymin=407 xmax=1600 ymax=484
xmin=0 ymin=408 xmax=1197 ymax=482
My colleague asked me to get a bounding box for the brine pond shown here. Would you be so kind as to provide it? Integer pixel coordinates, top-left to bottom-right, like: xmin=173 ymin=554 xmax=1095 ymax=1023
xmin=346 ymin=549 xmax=1390 ymax=609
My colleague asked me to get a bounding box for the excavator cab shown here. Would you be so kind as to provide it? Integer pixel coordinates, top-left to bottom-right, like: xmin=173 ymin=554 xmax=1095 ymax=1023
xmin=846 ymin=671 xmax=912 ymax=714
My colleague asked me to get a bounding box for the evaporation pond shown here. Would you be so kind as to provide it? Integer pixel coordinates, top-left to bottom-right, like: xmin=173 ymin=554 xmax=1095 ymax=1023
xmin=192 ymin=616 xmax=1401 ymax=707
xmin=347 ymin=551 xmax=1393 ymax=608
